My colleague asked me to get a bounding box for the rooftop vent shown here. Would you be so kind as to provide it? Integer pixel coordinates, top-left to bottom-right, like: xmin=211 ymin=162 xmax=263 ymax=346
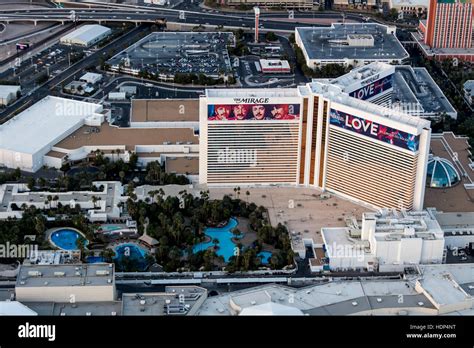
xmin=54 ymin=272 xmax=65 ymax=277
xmin=28 ymin=271 xmax=42 ymax=277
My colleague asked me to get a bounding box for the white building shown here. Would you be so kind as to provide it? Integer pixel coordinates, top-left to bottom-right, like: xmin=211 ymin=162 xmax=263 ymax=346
xmin=319 ymin=208 xmax=446 ymax=272
xmin=199 ymin=82 xmax=431 ymax=211
xmin=463 ymin=80 xmax=474 ymax=105
xmin=16 ymin=264 xmax=116 ymax=303
xmin=0 ymin=85 xmax=21 ymax=106
xmin=60 ymin=25 xmax=111 ymax=47
xmin=259 ymin=59 xmax=291 ymax=74
xmin=0 ymin=96 xmax=105 ymax=172
xmin=0 ymin=182 xmax=123 ymax=221
xmin=79 ymin=72 xmax=103 ymax=85
xmin=315 ymin=62 xmax=457 ymax=119
xmin=388 ymin=0 xmax=428 ymax=16
xmin=295 ymin=23 xmax=409 ymax=68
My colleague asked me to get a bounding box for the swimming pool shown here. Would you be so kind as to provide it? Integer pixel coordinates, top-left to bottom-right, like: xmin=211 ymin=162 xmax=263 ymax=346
xmin=50 ymin=228 xmax=88 ymax=251
xmin=258 ymin=251 xmax=273 ymax=264
xmin=100 ymin=225 xmax=122 ymax=232
xmin=113 ymin=243 xmax=148 ymax=271
xmin=193 ymin=218 xmax=244 ymax=262
xmin=86 ymin=256 xmax=105 ymax=263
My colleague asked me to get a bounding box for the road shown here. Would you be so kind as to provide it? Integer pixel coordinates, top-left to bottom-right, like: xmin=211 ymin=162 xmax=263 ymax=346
xmin=0 ymin=24 xmax=150 ymax=123
xmin=0 ymin=7 xmax=368 ymax=32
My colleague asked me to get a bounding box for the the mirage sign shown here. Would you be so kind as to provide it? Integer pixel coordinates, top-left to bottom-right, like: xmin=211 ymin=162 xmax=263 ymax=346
xmin=329 ymin=109 xmax=420 ymax=152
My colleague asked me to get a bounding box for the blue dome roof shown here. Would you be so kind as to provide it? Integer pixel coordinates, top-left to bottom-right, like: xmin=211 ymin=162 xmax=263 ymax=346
xmin=426 ymin=156 xmax=460 ymax=188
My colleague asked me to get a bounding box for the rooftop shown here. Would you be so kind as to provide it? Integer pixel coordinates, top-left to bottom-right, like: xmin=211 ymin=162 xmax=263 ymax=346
xmin=122 ymin=286 xmax=207 ymax=316
xmin=61 ymin=24 xmax=110 ymax=43
xmin=418 ymin=264 xmax=474 ymax=307
xmin=425 ymin=132 xmax=474 ymax=212
xmin=131 ymin=99 xmax=199 ymax=122
xmin=53 ymin=122 xmax=199 ymax=151
xmin=16 ymin=263 xmax=115 ymax=288
xmin=0 ymin=301 xmax=37 ymax=315
xmin=307 ymin=82 xmax=431 ymax=132
xmin=363 ymin=208 xmax=443 ymax=236
xmin=165 ymin=156 xmax=199 ymax=175
xmin=393 ymin=66 xmax=457 ymax=118
xmin=0 ymin=96 xmax=102 ymax=154
xmin=205 ymin=88 xmax=300 ymax=98
xmin=0 ymin=85 xmax=21 ymax=98
xmin=296 ymin=23 xmax=409 ymax=62
xmin=464 ymin=80 xmax=474 ymax=97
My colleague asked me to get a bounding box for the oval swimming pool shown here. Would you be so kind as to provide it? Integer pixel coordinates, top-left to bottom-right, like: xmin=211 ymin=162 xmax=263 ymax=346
xmin=50 ymin=228 xmax=88 ymax=251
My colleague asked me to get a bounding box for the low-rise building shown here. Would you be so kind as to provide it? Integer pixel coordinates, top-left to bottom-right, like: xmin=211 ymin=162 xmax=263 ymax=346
xmin=0 ymin=85 xmax=21 ymax=106
xmin=295 ymin=23 xmax=409 ymax=68
xmin=463 ymin=80 xmax=474 ymax=105
xmin=388 ymin=0 xmax=428 ymax=15
xmin=60 ymin=24 xmax=111 ymax=47
xmin=16 ymin=264 xmax=116 ymax=303
xmin=79 ymin=72 xmax=103 ymax=85
xmin=259 ymin=59 xmax=291 ymax=74
xmin=318 ymin=208 xmax=445 ymax=272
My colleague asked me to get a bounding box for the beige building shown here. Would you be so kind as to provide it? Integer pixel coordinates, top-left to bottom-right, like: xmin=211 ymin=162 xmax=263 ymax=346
xmin=16 ymin=264 xmax=116 ymax=303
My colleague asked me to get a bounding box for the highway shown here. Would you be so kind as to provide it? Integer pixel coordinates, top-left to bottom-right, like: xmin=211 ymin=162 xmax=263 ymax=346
xmin=0 ymin=7 xmax=367 ymax=31
xmin=0 ymin=24 xmax=150 ymax=122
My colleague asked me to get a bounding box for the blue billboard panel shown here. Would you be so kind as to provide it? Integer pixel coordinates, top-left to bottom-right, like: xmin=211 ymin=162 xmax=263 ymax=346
xmin=208 ymin=103 xmax=300 ymax=121
xmin=349 ymin=74 xmax=393 ymax=100
xmin=329 ymin=109 xmax=420 ymax=152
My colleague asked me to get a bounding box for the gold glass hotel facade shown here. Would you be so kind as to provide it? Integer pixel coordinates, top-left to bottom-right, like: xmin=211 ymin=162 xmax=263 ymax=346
xmin=199 ymin=83 xmax=431 ymax=211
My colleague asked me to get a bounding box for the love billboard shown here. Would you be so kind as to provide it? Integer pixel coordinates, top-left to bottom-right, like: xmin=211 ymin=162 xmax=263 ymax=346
xmin=208 ymin=103 xmax=300 ymax=121
xmin=349 ymin=74 xmax=393 ymax=101
xmin=329 ymin=109 xmax=420 ymax=152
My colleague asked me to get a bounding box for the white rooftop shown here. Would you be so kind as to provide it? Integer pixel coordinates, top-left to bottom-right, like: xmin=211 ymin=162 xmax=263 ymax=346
xmin=61 ymin=24 xmax=110 ymax=43
xmin=239 ymin=302 xmax=304 ymax=316
xmin=0 ymin=96 xmax=102 ymax=154
xmin=0 ymin=85 xmax=21 ymax=98
xmin=205 ymin=88 xmax=299 ymax=98
xmin=0 ymin=301 xmax=37 ymax=315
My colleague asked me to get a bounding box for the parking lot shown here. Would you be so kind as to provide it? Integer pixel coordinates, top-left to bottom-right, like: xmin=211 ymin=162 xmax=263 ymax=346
xmin=107 ymin=32 xmax=235 ymax=78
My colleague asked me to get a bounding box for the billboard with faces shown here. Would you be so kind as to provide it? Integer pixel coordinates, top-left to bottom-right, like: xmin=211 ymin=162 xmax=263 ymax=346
xmin=207 ymin=99 xmax=300 ymax=121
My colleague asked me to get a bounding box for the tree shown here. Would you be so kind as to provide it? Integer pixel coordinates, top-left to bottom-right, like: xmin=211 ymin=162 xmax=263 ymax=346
xmin=265 ymin=32 xmax=278 ymax=42
xmin=26 ymin=177 xmax=36 ymax=190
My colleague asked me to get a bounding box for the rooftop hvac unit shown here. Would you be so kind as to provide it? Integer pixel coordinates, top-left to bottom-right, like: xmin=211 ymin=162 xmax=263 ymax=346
xmin=376 ymin=298 xmax=382 ymax=303
xmin=86 ymin=312 xmax=92 ymax=316
xmin=60 ymin=313 xmax=66 ymax=316
xmin=54 ymin=272 xmax=65 ymax=277
xmin=20 ymin=281 xmax=25 ymax=285
xmin=44 ymin=281 xmax=48 ymax=285
xmin=96 ymin=270 xmax=110 ymax=276
xmin=352 ymin=301 xmax=358 ymax=306
xmin=140 ymin=300 xmax=146 ymax=305
xmin=75 ymin=271 xmax=81 ymax=276
xmin=28 ymin=271 xmax=42 ymax=277
xmin=111 ymin=312 xmax=117 ymax=316
xmin=107 ymin=279 xmax=112 ymax=284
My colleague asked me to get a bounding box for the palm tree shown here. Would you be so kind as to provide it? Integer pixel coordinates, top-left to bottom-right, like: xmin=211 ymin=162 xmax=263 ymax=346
xmin=245 ymin=190 xmax=250 ymax=203
xmin=91 ymin=195 xmax=98 ymax=209
xmin=53 ymin=195 xmax=59 ymax=209
xmin=46 ymin=195 xmax=52 ymax=209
